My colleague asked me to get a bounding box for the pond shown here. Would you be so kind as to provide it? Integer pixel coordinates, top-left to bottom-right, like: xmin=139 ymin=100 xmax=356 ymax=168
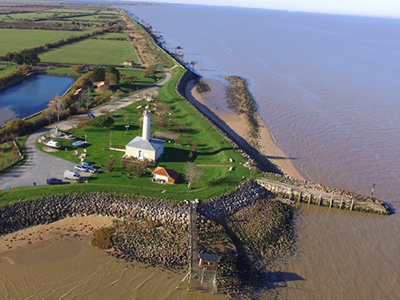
xmin=0 ymin=74 xmax=75 ymax=126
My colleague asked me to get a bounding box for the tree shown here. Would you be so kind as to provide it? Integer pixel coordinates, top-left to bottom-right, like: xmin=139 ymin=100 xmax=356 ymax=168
xmin=105 ymin=72 xmax=119 ymax=85
xmin=82 ymin=87 xmax=93 ymax=110
xmin=91 ymin=67 xmax=105 ymax=82
xmin=142 ymin=65 xmax=156 ymax=78
xmin=91 ymin=115 xmax=114 ymax=127
xmin=11 ymin=53 xmax=23 ymax=64
xmin=71 ymin=65 xmax=81 ymax=73
xmin=186 ymin=138 xmax=192 ymax=147
xmin=123 ymin=74 xmax=137 ymax=84
xmin=173 ymin=123 xmax=185 ymax=133
xmin=105 ymin=158 xmax=115 ymax=172
xmin=184 ymin=162 xmax=203 ymax=190
xmin=50 ymin=95 xmax=66 ymax=122
xmin=104 ymin=66 xmax=120 ymax=85
xmin=153 ymin=116 xmax=167 ymax=129
xmin=67 ymin=116 xmax=78 ymax=132
xmin=21 ymin=50 xmax=40 ymax=65
xmin=42 ymin=107 xmax=55 ymax=125
xmin=192 ymin=141 xmax=199 ymax=151
xmin=5 ymin=118 xmax=26 ymax=136
xmin=125 ymin=163 xmax=134 ymax=178
xmin=135 ymin=164 xmax=145 ymax=178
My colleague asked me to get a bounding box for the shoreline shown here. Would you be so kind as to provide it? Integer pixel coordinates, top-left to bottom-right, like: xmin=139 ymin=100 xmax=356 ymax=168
xmin=186 ymin=77 xmax=305 ymax=180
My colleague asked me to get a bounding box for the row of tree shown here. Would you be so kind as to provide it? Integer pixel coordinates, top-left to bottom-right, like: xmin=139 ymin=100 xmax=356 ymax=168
xmin=0 ymin=64 xmax=32 ymax=89
xmin=2 ymin=50 xmax=40 ymax=65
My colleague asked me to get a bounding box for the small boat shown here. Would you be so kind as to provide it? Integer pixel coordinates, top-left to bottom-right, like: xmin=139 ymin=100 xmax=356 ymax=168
xmin=44 ymin=140 xmax=61 ymax=149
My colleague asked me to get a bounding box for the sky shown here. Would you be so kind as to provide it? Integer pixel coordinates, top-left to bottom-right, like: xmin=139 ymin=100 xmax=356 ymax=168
xmin=130 ymin=0 xmax=400 ymax=18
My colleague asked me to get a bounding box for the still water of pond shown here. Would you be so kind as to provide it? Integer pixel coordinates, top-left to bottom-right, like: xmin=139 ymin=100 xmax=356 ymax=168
xmin=0 ymin=75 xmax=74 ymax=126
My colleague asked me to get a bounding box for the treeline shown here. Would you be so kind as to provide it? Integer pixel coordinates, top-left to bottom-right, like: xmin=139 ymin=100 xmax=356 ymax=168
xmin=1 ymin=50 xmax=40 ymax=65
xmin=0 ymin=64 xmax=32 ymax=91
xmin=0 ymin=21 xmax=82 ymax=31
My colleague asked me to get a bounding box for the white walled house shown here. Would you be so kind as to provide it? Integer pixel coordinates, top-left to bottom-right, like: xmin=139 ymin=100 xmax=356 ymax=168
xmin=125 ymin=106 xmax=164 ymax=161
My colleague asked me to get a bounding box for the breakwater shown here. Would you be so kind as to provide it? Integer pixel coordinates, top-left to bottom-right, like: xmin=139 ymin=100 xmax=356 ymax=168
xmin=257 ymin=174 xmax=391 ymax=215
xmin=177 ymin=71 xmax=281 ymax=174
xmin=0 ymin=193 xmax=189 ymax=235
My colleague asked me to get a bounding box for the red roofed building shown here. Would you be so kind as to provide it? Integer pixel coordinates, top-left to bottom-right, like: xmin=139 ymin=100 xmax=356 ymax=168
xmin=152 ymin=166 xmax=179 ymax=184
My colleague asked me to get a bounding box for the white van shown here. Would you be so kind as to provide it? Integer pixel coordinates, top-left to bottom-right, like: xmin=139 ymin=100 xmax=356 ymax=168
xmin=64 ymin=170 xmax=81 ymax=181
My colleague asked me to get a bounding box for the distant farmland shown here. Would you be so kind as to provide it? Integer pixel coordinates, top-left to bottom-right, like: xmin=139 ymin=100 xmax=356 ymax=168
xmin=0 ymin=29 xmax=92 ymax=54
xmin=39 ymin=38 xmax=138 ymax=65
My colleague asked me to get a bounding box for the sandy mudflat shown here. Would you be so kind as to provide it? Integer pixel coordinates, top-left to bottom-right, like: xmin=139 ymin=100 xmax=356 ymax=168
xmin=0 ymin=216 xmax=224 ymax=300
xmin=189 ymin=80 xmax=305 ymax=180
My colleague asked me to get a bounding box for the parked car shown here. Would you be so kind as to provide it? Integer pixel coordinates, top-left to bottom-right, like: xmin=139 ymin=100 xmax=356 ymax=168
xmin=87 ymin=113 xmax=95 ymax=119
xmin=75 ymin=164 xmax=96 ymax=173
xmin=82 ymin=162 xmax=97 ymax=173
xmin=46 ymin=178 xmax=63 ymax=185
xmin=72 ymin=140 xmax=84 ymax=147
xmin=64 ymin=170 xmax=81 ymax=181
xmin=74 ymin=164 xmax=89 ymax=172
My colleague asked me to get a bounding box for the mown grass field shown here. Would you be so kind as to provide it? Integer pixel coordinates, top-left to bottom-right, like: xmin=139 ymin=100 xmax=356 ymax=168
xmin=0 ymin=28 xmax=99 ymax=55
xmin=39 ymin=38 xmax=138 ymax=65
xmin=0 ymin=9 xmax=119 ymax=22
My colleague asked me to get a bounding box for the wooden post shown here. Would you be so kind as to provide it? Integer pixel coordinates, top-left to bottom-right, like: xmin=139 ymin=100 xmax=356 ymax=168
xmin=308 ymin=194 xmax=312 ymax=204
xmin=318 ymin=194 xmax=322 ymax=206
xmin=298 ymin=191 xmax=302 ymax=203
xmin=340 ymin=199 xmax=344 ymax=209
xmin=329 ymin=195 xmax=333 ymax=208
xmin=212 ymin=272 xmax=218 ymax=294
xmin=350 ymin=199 xmax=355 ymax=211
xmin=289 ymin=189 xmax=293 ymax=200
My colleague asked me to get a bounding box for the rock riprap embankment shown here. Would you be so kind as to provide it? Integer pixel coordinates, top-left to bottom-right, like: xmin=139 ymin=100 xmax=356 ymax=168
xmin=0 ymin=193 xmax=189 ymax=235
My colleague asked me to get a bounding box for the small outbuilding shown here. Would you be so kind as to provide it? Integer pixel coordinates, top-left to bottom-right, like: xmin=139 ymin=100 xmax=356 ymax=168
xmin=199 ymin=253 xmax=219 ymax=271
xmin=152 ymin=166 xmax=179 ymax=184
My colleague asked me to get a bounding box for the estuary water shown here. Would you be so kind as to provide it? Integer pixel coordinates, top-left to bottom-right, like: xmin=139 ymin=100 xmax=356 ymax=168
xmin=0 ymin=75 xmax=74 ymax=126
xmin=122 ymin=4 xmax=400 ymax=299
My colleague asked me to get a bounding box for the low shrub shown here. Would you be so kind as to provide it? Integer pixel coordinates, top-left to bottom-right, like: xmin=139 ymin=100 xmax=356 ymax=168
xmin=90 ymin=226 xmax=115 ymax=249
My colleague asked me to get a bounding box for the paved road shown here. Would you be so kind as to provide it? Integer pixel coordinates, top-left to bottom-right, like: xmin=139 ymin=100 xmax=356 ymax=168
xmin=0 ymin=71 xmax=172 ymax=190
xmin=0 ymin=128 xmax=76 ymax=190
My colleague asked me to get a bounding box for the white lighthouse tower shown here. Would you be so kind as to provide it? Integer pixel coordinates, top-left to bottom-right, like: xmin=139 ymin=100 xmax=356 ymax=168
xmin=142 ymin=105 xmax=152 ymax=141
xmin=124 ymin=104 xmax=164 ymax=161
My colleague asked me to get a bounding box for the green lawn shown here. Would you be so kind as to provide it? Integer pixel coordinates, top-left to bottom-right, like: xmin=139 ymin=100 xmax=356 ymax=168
xmin=24 ymin=66 xmax=256 ymax=201
xmin=0 ymin=29 xmax=95 ymax=55
xmin=39 ymin=38 xmax=138 ymax=65
xmin=0 ymin=63 xmax=16 ymax=76
xmin=0 ymin=12 xmax=56 ymax=21
xmin=0 ymin=142 xmax=21 ymax=170
xmin=116 ymin=69 xmax=165 ymax=93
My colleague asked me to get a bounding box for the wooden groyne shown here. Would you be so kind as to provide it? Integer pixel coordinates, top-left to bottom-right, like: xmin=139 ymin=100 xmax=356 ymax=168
xmin=256 ymin=177 xmax=391 ymax=215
